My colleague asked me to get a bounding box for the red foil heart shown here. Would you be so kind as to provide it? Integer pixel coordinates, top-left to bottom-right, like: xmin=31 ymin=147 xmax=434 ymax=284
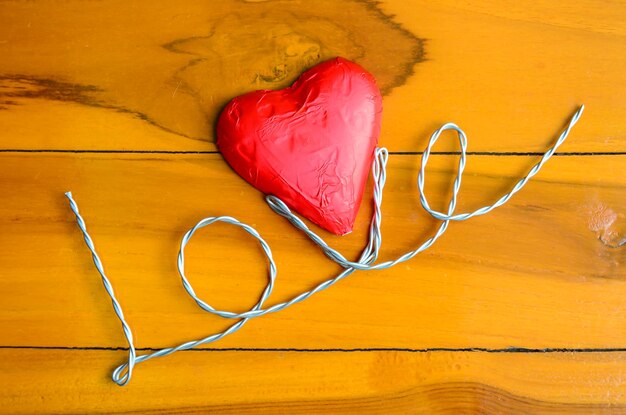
xmin=216 ymin=57 xmax=382 ymax=235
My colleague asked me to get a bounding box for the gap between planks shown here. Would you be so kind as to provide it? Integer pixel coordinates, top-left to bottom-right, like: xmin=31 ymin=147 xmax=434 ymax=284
xmin=2 ymin=345 xmax=626 ymax=353
xmin=0 ymin=149 xmax=625 ymax=156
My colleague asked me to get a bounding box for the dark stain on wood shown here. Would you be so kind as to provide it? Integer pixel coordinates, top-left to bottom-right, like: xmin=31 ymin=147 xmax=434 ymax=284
xmin=0 ymin=76 xmax=103 ymax=107
xmin=0 ymin=76 xmax=199 ymax=140
xmin=165 ymin=0 xmax=424 ymax=95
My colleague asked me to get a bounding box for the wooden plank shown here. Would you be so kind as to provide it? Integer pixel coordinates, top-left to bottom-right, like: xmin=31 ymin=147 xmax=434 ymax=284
xmin=0 ymin=153 xmax=624 ymax=350
xmin=1 ymin=348 xmax=626 ymax=413
xmin=0 ymin=0 xmax=624 ymax=152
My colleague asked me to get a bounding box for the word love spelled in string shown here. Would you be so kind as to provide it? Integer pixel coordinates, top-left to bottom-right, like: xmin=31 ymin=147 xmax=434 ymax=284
xmin=66 ymin=104 xmax=584 ymax=385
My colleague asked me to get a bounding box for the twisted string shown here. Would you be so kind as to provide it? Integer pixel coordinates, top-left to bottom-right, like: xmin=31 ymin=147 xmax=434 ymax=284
xmin=64 ymin=193 xmax=137 ymax=385
xmin=65 ymin=105 xmax=584 ymax=386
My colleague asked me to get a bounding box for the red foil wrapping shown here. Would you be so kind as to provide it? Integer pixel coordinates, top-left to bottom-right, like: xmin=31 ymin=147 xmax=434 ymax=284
xmin=217 ymin=57 xmax=383 ymax=235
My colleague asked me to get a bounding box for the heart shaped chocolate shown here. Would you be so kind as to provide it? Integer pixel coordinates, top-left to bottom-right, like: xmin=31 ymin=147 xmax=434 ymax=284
xmin=216 ymin=57 xmax=382 ymax=235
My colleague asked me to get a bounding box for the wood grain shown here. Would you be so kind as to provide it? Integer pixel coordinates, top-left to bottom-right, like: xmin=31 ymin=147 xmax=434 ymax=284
xmin=1 ymin=153 xmax=623 ymax=351
xmin=0 ymin=0 xmax=624 ymax=152
xmin=2 ymin=349 xmax=626 ymax=414
xmin=1 ymin=0 xmax=625 ymax=412
xmin=0 ymin=0 xmax=422 ymax=150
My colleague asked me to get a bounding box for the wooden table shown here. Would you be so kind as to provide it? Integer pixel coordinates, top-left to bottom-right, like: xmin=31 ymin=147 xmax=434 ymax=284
xmin=1 ymin=0 xmax=625 ymax=413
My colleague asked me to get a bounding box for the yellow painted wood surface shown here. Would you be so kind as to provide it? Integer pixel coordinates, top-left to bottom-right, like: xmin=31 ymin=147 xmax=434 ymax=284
xmin=1 ymin=153 xmax=624 ymax=350
xmin=0 ymin=0 xmax=625 ymax=413
xmin=0 ymin=0 xmax=625 ymax=152
xmin=2 ymin=349 xmax=626 ymax=414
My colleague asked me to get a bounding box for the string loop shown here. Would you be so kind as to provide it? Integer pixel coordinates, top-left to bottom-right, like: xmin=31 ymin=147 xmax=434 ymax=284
xmin=65 ymin=105 xmax=584 ymax=385
xmin=178 ymin=217 xmax=277 ymax=319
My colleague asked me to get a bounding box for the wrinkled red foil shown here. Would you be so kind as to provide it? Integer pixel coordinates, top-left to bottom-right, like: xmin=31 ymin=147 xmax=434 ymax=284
xmin=217 ymin=57 xmax=382 ymax=235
